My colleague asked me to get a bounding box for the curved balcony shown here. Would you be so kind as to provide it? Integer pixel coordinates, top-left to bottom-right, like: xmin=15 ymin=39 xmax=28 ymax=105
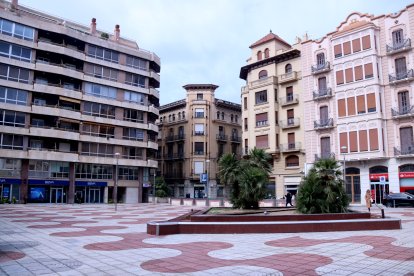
xmin=249 ymin=76 xmax=278 ymax=89
xmin=314 ymin=118 xmax=334 ymax=130
xmin=216 ymin=134 xmax=228 ymax=142
xmin=280 ymin=142 xmax=302 ymax=153
xmin=391 ymin=105 xmax=414 ymax=119
xmin=394 ymin=146 xmax=414 ymax=157
xmin=386 ymin=38 xmax=411 ymax=55
xmin=280 ymin=118 xmax=300 ymax=129
xmin=311 ymin=62 xmax=331 ymax=75
xmin=389 ymin=69 xmax=414 ymax=85
xmin=230 ymin=136 xmax=241 ymax=143
xmin=279 ymin=71 xmax=299 ymax=84
xmin=279 ymin=94 xmax=299 ymax=107
xmin=313 ymin=88 xmax=332 ymax=101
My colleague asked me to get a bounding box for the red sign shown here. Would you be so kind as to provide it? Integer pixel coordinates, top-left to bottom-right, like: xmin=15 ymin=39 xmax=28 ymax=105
xmin=399 ymin=172 xmax=414 ymax=179
xmin=369 ymin=173 xmax=388 ymax=180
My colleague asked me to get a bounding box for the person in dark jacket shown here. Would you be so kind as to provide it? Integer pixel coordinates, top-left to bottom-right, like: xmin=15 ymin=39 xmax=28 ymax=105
xmin=285 ymin=192 xmax=293 ymax=207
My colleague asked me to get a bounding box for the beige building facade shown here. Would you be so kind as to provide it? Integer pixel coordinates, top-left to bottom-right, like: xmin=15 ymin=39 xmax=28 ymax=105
xmin=157 ymin=84 xmax=241 ymax=198
xmin=302 ymin=5 xmax=414 ymax=204
xmin=0 ymin=0 xmax=160 ymax=203
xmin=240 ymin=32 xmax=305 ymax=198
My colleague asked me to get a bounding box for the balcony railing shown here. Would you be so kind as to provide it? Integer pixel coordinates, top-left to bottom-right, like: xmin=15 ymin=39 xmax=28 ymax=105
xmin=391 ymin=105 xmax=414 ymax=118
xmin=280 ymin=142 xmax=302 ymax=152
xmin=313 ymin=88 xmax=332 ymax=100
xmin=165 ymin=134 xmax=186 ymax=142
xmin=249 ymin=76 xmax=278 ymax=89
xmin=163 ymin=153 xmax=185 ymax=160
xmin=194 ymin=151 xmax=204 ymax=155
xmin=394 ymin=146 xmax=414 ymax=156
xmin=314 ymin=152 xmax=335 ymax=161
xmin=389 ymin=69 xmax=414 ymax=84
xmin=280 ymin=118 xmax=300 ymax=129
xmin=230 ymin=136 xmax=241 ymax=143
xmin=314 ymin=118 xmax=334 ymax=130
xmin=386 ymin=38 xmax=411 ymax=55
xmin=279 ymin=71 xmax=298 ymax=84
xmin=216 ymin=134 xmax=228 ymax=141
xmin=311 ymin=62 xmax=330 ymax=74
xmin=279 ymin=94 xmax=299 ymax=106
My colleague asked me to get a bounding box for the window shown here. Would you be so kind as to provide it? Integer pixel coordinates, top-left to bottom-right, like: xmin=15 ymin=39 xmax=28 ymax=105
xmin=197 ymin=93 xmax=203 ymax=100
xmin=124 ymin=91 xmax=145 ymax=104
xmin=255 ymin=90 xmax=267 ymax=104
xmin=359 ymin=130 xmax=368 ymax=152
xmin=29 ymin=161 xmax=69 ymax=178
xmin=316 ymin=53 xmax=325 ymax=66
xmin=243 ymin=97 xmax=247 ymax=109
xmin=256 ymin=135 xmax=269 ymax=149
xmin=257 ymin=51 xmax=262 ymax=60
xmin=0 ymin=109 xmax=25 ymax=127
xmin=345 ymin=68 xmax=353 ymax=83
xmin=235 ymin=115 xmax=238 ymax=123
xmin=335 ymin=70 xmax=344 ymax=85
xmin=357 ymin=95 xmax=366 ymax=114
xmin=0 ymin=18 xmax=34 ymax=41
xmin=81 ymin=143 xmax=114 ymax=157
xmin=123 ymin=128 xmax=144 ymax=141
xmin=118 ymin=167 xmax=139 ymax=180
xmin=264 ymin=48 xmax=270 ymax=58
xmin=395 ymin=57 xmax=407 ymax=79
xmin=258 ymin=70 xmax=268 ymax=79
xmin=337 ymin=99 xmax=346 ymax=117
xmin=286 ymin=86 xmax=293 ymax=101
xmin=392 ymin=29 xmax=403 ymax=46
xmin=125 ymin=72 xmax=146 ymax=88
xmin=216 ymin=111 xmax=220 ymax=119
xmin=83 ymin=102 xmax=115 ymax=118
xmin=195 ymin=108 xmax=204 ymax=118
xmin=286 ymin=155 xmax=299 ymax=167
xmin=352 ymin=38 xmax=361 ymax=53
xmin=256 ymin=112 xmax=268 ymax=127
xmin=318 ymin=77 xmax=327 ymax=94
xmin=84 ymin=63 xmax=118 ymax=81
xmin=0 ymin=41 xmax=31 ymax=62
xmin=194 ymin=124 xmax=204 ymax=135
xmin=172 ymin=114 xmax=175 ymax=121
xmin=349 ymin=131 xmax=358 ymax=152
xmin=0 ymin=86 xmax=28 ymax=105
xmin=361 ymin=35 xmax=371 ymax=50
xmin=230 ymin=114 xmax=234 ymax=122
xmin=369 ymin=129 xmax=379 ymax=151
xmin=221 ymin=112 xmax=224 ymax=120
xmin=182 ymin=111 xmax=185 ymax=119
xmin=0 ymin=133 xmax=23 ymax=149
xmin=354 ymin=65 xmax=363 ymax=81
xmin=364 ymin=63 xmax=373 ymax=79
xmin=82 ymin=124 xmax=115 ymax=138
xmin=75 ymin=163 xmax=113 ymax=179
xmin=194 ymin=142 xmax=204 ymax=155
xmin=343 ymin=41 xmax=351 ymax=55
xmin=287 ymin=109 xmax=294 ymax=125
xmin=123 ymin=109 xmax=144 ymax=122
xmin=334 ymin=44 xmax=342 ymax=58
xmin=87 ymin=45 xmax=119 ymax=63
xmin=0 ymin=158 xmax=21 ymax=176
xmin=285 ymin=64 xmax=292 ymax=73
xmin=347 ymin=97 xmax=356 ymax=116
xmin=84 ymin=82 xmax=116 ymax=99
xmin=367 ymin=93 xmax=376 ymax=112
xmin=0 ymin=64 xmax=30 ymax=83
xmin=398 ymin=91 xmax=409 ymax=113
xmin=288 ymin=133 xmax=295 ymax=149
xmin=126 ymin=55 xmax=147 ymax=70
xmin=244 ymin=118 xmax=248 ymax=131
xmin=194 ymin=161 xmax=204 ymax=174
xmin=319 ymin=106 xmax=328 ymax=123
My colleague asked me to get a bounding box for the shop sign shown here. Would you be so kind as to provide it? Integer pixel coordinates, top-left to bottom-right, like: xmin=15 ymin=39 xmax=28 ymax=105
xmin=143 ymin=183 xmax=151 ymax=187
xmin=369 ymin=173 xmax=389 ymax=181
xmin=28 ymin=179 xmax=69 ymax=186
xmin=0 ymin=178 xmax=21 ymax=184
xmin=75 ymin=181 xmax=107 ymax=187
xmin=399 ymin=172 xmax=414 ymax=179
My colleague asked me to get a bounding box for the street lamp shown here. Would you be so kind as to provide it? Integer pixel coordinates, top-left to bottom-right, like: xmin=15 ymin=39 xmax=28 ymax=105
xmin=205 ymin=160 xmax=210 ymax=199
xmin=341 ymin=146 xmax=347 ymax=183
xmin=114 ymin=152 xmax=120 ymax=211
xmin=151 ymin=168 xmax=156 ymax=204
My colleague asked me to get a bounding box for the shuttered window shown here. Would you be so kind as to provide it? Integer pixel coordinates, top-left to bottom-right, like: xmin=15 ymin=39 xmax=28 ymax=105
xmin=359 ymin=130 xmax=368 ymax=152
xmin=334 ymin=44 xmax=342 ymax=58
xmin=340 ymin=132 xmax=348 ymax=153
xmin=345 ymin=68 xmax=354 ymax=83
xmin=336 ymin=70 xmax=344 ymax=85
xmin=369 ymin=129 xmax=379 ymax=150
xmin=256 ymin=135 xmax=269 ymax=149
xmin=354 ymin=65 xmax=363 ymax=81
xmin=337 ymin=99 xmax=346 ymax=117
xmin=366 ymin=93 xmax=376 ymax=112
xmin=362 ymin=35 xmax=371 ymax=50
xmin=349 ymin=131 xmax=358 ymax=152
xmin=347 ymin=97 xmax=356 ymax=116
xmin=352 ymin=38 xmax=361 ymax=53
xmin=343 ymin=41 xmax=351 ymax=55
xmin=357 ymin=95 xmax=366 ymax=114
xmin=364 ymin=63 xmax=373 ymax=78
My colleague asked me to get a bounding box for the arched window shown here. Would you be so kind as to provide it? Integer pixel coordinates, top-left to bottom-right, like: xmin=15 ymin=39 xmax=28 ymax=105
xmin=369 ymin=166 xmax=388 ymax=174
xmin=178 ymin=112 xmax=181 ymax=120
xmin=235 ymin=115 xmax=238 ymax=123
xmin=258 ymin=70 xmax=268 ymax=79
xmin=168 ymin=114 xmax=172 ymax=122
xmin=217 ymin=111 xmax=220 ymax=119
xmin=257 ymin=51 xmax=262 ymax=61
xmin=400 ymin=164 xmax=414 ymax=172
xmin=285 ymin=63 xmax=292 ymax=73
xmin=221 ymin=112 xmax=225 ymax=120
xmin=172 ymin=114 xmax=175 ymax=121
xmin=316 ymin=53 xmax=325 ymax=66
xmin=230 ymin=114 xmax=234 ymax=122
xmin=286 ymin=155 xmax=299 ymax=167
xmin=182 ymin=111 xmax=185 ymax=119
xmin=160 ymin=117 xmax=163 ymax=122
xmin=264 ymin=48 xmax=270 ymax=58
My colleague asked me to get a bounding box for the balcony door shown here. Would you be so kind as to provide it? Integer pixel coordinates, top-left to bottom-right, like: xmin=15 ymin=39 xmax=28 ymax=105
xmin=398 ymin=91 xmax=409 ymax=113
xmin=395 ymin=57 xmax=407 ymax=78
xmin=317 ymin=53 xmax=325 ymax=67
xmin=318 ymin=77 xmax=327 ymax=94
xmin=392 ymin=29 xmax=403 ymax=46
xmin=320 ymin=137 xmax=331 ymax=159
xmin=288 ymin=133 xmax=295 ymax=149
xmin=320 ymin=106 xmax=328 ymax=124
xmin=400 ymin=127 xmax=413 ymax=154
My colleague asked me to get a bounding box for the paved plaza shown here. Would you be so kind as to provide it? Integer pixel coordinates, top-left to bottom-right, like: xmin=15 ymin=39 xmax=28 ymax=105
xmin=1 ymin=204 xmax=414 ymax=275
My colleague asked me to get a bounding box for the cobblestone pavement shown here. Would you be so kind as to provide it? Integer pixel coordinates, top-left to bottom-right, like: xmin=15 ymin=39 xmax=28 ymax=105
xmin=1 ymin=204 xmax=414 ymax=275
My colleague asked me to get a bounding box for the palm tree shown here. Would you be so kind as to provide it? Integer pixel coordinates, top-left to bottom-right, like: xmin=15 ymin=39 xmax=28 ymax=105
xmin=247 ymin=147 xmax=272 ymax=174
xmin=218 ymin=153 xmax=240 ymax=204
xmin=237 ymin=165 xmax=268 ymax=209
xmin=296 ymin=157 xmax=349 ymax=214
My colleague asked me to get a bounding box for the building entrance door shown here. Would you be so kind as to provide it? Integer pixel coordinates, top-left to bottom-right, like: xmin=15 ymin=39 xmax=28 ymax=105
xmin=50 ymin=188 xmax=64 ymax=203
xmin=345 ymin=168 xmax=361 ymax=203
xmin=89 ymin=188 xmax=101 ymax=203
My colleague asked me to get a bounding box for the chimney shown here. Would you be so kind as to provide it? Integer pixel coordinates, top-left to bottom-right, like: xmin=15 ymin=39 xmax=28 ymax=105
xmin=90 ymin=18 xmax=96 ymax=35
xmin=11 ymin=0 xmax=18 ymax=10
xmin=114 ymin=24 xmax=120 ymax=41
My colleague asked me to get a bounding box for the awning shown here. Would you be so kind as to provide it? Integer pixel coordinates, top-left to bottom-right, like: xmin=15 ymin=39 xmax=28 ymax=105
xmin=59 ymin=96 xmax=80 ymax=104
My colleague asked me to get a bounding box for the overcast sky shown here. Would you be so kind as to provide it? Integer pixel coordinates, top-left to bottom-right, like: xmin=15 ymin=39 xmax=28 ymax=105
xmin=20 ymin=0 xmax=413 ymax=105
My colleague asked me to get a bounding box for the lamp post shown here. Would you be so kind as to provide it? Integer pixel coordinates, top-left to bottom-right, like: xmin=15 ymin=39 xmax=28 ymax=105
xmin=205 ymin=160 xmax=210 ymax=199
xmin=341 ymin=146 xmax=347 ymax=183
xmin=151 ymin=168 xmax=156 ymax=204
xmin=114 ymin=152 xmax=120 ymax=211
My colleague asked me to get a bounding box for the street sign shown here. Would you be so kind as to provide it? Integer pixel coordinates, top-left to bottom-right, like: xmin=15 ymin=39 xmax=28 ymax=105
xmin=379 ymin=176 xmax=386 ymax=183
xmin=200 ymin=173 xmax=208 ymax=183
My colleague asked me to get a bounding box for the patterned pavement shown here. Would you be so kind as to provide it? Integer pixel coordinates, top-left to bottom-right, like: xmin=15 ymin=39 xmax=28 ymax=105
xmin=1 ymin=204 xmax=414 ymax=275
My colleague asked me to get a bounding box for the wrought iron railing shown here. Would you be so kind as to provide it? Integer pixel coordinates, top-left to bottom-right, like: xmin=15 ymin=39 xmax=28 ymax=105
xmin=280 ymin=118 xmax=300 ymax=129
xmin=394 ymin=146 xmax=414 ymax=156
xmin=313 ymin=88 xmax=332 ymax=100
xmin=280 ymin=142 xmax=302 ymax=152
xmin=314 ymin=118 xmax=334 ymax=129
xmin=386 ymin=38 xmax=411 ymax=54
xmin=311 ymin=61 xmax=330 ymax=74
xmin=389 ymin=69 xmax=414 ymax=83
xmin=391 ymin=105 xmax=414 ymax=117
xmin=216 ymin=134 xmax=227 ymax=141
xmin=279 ymin=94 xmax=299 ymax=106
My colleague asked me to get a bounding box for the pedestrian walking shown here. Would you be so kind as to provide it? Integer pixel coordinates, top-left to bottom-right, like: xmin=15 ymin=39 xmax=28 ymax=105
xmin=365 ymin=189 xmax=372 ymax=212
xmin=285 ymin=192 xmax=293 ymax=207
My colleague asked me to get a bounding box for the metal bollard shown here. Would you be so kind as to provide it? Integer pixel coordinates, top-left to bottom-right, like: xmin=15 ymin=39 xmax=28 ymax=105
xmin=381 ymin=209 xmax=385 ymax=218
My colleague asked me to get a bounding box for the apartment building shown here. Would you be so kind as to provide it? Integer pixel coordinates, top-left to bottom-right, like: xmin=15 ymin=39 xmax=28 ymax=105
xmin=0 ymin=0 xmax=160 ymax=204
xmin=302 ymin=5 xmax=414 ymax=203
xmin=240 ymin=32 xmax=305 ymax=198
xmin=157 ymin=84 xmax=242 ymax=198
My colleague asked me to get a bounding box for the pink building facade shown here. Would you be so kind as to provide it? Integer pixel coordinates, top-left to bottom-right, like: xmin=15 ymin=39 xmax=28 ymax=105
xmin=302 ymin=5 xmax=414 ymax=204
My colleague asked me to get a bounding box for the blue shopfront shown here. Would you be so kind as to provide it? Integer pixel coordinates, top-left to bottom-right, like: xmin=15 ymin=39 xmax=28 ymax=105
xmin=75 ymin=181 xmax=106 ymax=203
xmin=28 ymin=179 xmax=69 ymax=203
xmin=0 ymin=178 xmax=20 ymax=202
